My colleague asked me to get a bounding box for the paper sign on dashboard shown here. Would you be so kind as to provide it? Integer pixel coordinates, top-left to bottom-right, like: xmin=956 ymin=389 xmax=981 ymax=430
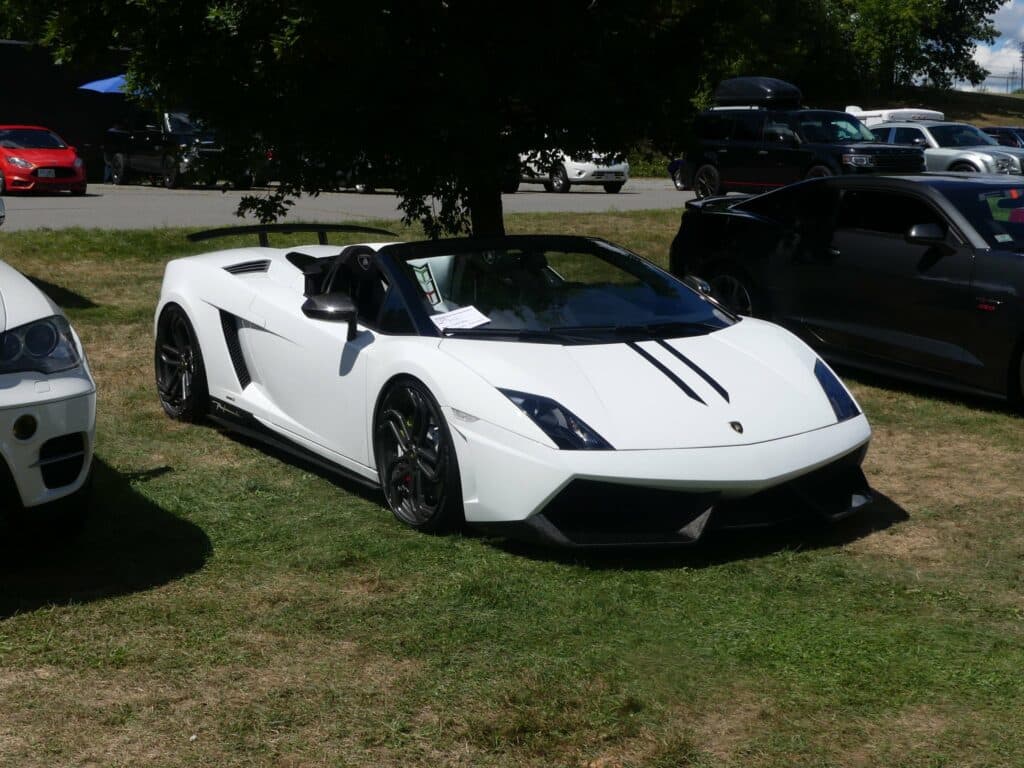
xmin=430 ymin=306 xmax=491 ymax=331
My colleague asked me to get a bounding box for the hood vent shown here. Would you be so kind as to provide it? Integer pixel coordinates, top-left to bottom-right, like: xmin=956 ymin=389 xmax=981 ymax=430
xmin=224 ymin=259 xmax=270 ymax=275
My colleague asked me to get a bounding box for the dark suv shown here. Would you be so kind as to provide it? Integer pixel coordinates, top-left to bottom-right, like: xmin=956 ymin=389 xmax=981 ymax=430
xmin=104 ymin=110 xmax=229 ymax=188
xmin=679 ymin=78 xmax=925 ymax=199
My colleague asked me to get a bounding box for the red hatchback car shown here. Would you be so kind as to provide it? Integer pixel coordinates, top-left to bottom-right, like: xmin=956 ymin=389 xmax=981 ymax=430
xmin=0 ymin=125 xmax=87 ymax=195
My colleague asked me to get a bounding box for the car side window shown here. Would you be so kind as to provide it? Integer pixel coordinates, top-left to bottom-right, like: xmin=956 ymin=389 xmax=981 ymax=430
xmin=697 ymin=113 xmax=731 ymax=141
xmin=731 ymin=112 xmax=764 ymax=142
xmin=836 ymin=191 xmax=945 ymax=236
xmin=893 ymin=127 xmax=926 ymax=146
xmin=872 ymin=127 xmax=892 ymax=143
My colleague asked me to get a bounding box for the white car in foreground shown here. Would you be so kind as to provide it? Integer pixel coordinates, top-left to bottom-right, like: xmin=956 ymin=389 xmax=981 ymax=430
xmin=518 ymin=151 xmax=630 ymax=193
xmin=0 ymin=200 xmax=96 ymax=520
xmin=154 ymin=226 xmax=872 ymax=547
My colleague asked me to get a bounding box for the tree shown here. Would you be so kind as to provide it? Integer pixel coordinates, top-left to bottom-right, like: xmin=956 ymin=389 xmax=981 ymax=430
xmin=2 ymin=0 xmax=690 ymax=236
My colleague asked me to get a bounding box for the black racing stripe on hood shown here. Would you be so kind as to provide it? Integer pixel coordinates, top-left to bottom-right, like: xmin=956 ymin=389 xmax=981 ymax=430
xmin=654 ymin=339 xmax=730 ymax=403
xmin=626 ymin=341 xmax=706 ymax=406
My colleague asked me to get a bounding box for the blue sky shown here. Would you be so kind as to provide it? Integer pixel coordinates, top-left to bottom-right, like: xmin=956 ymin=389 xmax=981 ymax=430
xmin=971 ymin=0 xmax=1024 ymax=89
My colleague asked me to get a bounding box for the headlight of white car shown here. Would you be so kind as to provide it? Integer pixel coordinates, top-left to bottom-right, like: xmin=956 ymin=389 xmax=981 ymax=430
xmin=813 ymin=360 xmax=860 ymax=422
xmin=500 ymin=389 xmax=613 ymax=449
xmin=0 ymin=315 xmax=81 ymax=375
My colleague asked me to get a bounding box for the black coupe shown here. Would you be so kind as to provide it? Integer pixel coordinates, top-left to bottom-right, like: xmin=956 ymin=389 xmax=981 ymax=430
xmin=669 ymin=174 xmax=1024 ymax=403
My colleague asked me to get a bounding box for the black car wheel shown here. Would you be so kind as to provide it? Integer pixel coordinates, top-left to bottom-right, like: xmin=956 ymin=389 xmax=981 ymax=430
xmin=374 ymin=378 xmax=463 ymax=533
xmin=672 ymin=167 xmax=686 ymax=191
xmin=693 ymin=164 xmax=720 ymax=199
xmin=603 ymin=182 xmax=624 ymax=194
xmin=110 ymin=153 xmax=129 ymax=185
xmin=950 ymin=162 xmax=978 ymax=173
xmin=805 ymin=165 xmax=833 ymax=179
xmin=549 ymin=165 xmax=571 ymax=193
xmin=709 ymin=266 xmax=760 ymax=317
xmin=162 ymin=163 xmax=181 ymax=189
xmin=154 ymin=303 xmax=209 ymax=422
xmin=0 ymin=172 xmax=6 ymax=195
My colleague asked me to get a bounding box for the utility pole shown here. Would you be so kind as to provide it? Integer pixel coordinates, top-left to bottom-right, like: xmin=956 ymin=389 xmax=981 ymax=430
xmin=1019 ymin=41 xmax=1024 ymax=92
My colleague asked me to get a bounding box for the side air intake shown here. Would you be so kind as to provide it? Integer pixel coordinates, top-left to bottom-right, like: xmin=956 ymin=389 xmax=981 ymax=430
xmin=219 ymin=311 xmax=252 ymax=389
xmin=224 ymin=260 xmax=271 ymax=275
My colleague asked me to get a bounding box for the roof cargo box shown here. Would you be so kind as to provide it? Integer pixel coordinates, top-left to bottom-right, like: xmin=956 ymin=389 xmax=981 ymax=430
xmin=713 ymin=77 xmax=802 ymax=108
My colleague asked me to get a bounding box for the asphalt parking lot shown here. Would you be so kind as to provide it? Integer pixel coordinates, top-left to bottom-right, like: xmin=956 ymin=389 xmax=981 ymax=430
xmin=1 ymin=178 xmax=693 ymax=231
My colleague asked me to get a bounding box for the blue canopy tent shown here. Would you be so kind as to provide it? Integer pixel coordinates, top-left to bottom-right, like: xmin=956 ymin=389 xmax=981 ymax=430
xmin=78 ymin=74 xmax=126 ymax=94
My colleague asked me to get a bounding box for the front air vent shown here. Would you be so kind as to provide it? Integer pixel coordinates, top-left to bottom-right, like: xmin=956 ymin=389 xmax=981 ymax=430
xmin=38 ymin=433 xmax=86 ymax=489
xmin=219 ymin=311 xmax=252 ymax=389
xmin=223 ymin=260 xmax=271 ymax=275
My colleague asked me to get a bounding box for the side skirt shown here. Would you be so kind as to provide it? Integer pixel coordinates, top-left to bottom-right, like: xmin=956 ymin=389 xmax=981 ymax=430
xmin=207 ymin=398 xmax=381 ymax=491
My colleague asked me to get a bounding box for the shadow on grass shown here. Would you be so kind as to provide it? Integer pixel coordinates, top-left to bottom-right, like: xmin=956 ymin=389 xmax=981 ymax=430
xmin=25 ymin=275 xmax=98 ymax=310
xmin=0 ymin=459 xmax=211 ymax=619
xmin=485 ymin=491 xmax=909 ymax=571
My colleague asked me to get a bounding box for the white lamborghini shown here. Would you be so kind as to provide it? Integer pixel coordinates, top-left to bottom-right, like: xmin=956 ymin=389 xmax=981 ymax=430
xmin=0 ymin=199 xmax=96 ymax=521
xmin=154 ymin=225 xmax=872 ymax=546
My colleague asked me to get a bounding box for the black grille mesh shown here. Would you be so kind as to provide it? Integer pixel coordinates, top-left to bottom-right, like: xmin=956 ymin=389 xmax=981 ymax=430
xmin=219 ymin=310 xmax=252 ymax=388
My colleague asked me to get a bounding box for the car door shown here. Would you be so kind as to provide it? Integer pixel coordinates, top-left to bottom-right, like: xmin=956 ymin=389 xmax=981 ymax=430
xmin=795 ymin=187 xmax=974 ymax=377
xmin=892 ymin=126 xmax=945 ymax=170
xmin=721 ymin=111 xmax=768 ymax=190
xmin=243 ymin=276 xmax=374 ymax=469
xmin=127 ymin=111 xmax=164 ymax=174
xmin=761 ymin=112 xmax=807 ymax=187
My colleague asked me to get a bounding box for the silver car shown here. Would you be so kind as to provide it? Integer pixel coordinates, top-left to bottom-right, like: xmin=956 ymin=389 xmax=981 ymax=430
xmin=872 ymin=121 xmax=1024 ymax=174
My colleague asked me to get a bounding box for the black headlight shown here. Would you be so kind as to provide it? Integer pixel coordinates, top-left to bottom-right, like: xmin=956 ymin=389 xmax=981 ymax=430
xmin=499 ymin=389 xmax=613 ymax=450
xmin=814 ymin=360 xmax=859 ymax=422
xmin=0 ymin=315 xmax=81 ymax=375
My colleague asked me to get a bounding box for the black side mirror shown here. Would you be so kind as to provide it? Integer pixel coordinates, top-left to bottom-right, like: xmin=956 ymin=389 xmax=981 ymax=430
xmin=905 ymin=222 xmax=946 ymax=246
xmin=302 ymin=292 xmax=358 ymax=340
xmin=683 ymin=274 xmax=712 ymax=294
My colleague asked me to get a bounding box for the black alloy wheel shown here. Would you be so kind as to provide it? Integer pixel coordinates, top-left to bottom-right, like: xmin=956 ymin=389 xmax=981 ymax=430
xmin=804 ymin=165 xmax=833 ymax=179
xmin=709 ymin=268 xmax=757 ymax=317
xmin=154 ymin=304 xmax=209 ymax=422
xmin=693 ymin=164 xmax=720 ymax=199
xmin=110 ymin=153 xmax=129 ymax=185
xmin=603 ymin=182 xmax=624 ymax=194
xmin=162 ymin=162 xmax=181 ymax=189
xmin=672 ymin=168 xmax=686 ymax=191
xmin=374 ymin=378 xmax=463 ymax=533
xmin=549 ymin=164 xmax=571 ymax=193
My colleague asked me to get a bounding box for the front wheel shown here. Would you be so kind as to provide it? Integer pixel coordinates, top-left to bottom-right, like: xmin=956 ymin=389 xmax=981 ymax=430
xmin=692 ymin=164 xmax=720 ymax=199
xmin=805 ymin=165 xmax=834 ymax=179
xmin=950 ymin=162 xmax=978 ymax=173
xmin=603 ymin=182 xmax=624 ymax=194
xmin=549 ymin=165 xmax=571 ymax=193
xmin=110 ymin=153 xmax=129 ymax=185
xmin=671 ymin=167 xmax=686 ymax=191
xmin=374 ymin=378 xmax=464 ymax=533
xmin=154 ymin=303 xmax=209 ymax=422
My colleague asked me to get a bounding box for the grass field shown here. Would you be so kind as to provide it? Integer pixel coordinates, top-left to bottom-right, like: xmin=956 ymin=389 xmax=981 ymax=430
xmin=0 ymin=212 xmax=1022 ymax=767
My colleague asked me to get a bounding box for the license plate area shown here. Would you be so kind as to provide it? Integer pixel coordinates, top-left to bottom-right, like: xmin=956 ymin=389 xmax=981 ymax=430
xmin=37 ymin=168 xmax=56 ymax=178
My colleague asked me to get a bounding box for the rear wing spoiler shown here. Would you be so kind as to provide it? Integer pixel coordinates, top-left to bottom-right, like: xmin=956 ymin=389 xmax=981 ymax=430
xmin=187 ymin=223 xmax=396 ymax=247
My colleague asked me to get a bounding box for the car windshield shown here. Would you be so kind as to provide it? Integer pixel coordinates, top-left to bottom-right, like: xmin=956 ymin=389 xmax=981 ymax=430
xmin=0 ymin=129 xmax=66 ymax=149
xmin=929 ymin=124 xmax=997 ymax=147
xmin=168 ymin=112 xmax=198 ymax=133
xmin=943 ymin=185 xmax=1024 ymax=249
xmin=395 ymin=239 xmax=733 ymax=340
xmin=795 ymin=113 xmax=874 ymax=143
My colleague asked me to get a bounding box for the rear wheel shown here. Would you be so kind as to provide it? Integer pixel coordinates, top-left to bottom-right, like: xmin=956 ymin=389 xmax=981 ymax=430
xmin=374 ymin=378 xmax=463 ymax=533
xmin=154 ymin=303 xmax=209 ymax=422
xmin=805 ymin=165 xmax=833 ymax=179
xmin=692 ymin=164 xmax=720 ymax=199
xmin=549 ymin=165 xmax=571 ymax=193
xmin=603 ymin=182 xmax=624 ymax=194
xmin=671 ymin=167 xmax=686 ymax=191
xmin=110 ymin=153 xmax=129 ymax=185
xmin=708 ymin=265 xmax=763 ymax=318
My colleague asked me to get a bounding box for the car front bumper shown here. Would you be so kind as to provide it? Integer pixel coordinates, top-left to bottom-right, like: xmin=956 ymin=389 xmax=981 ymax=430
xmin=563 ymin=160 xmax=630 ymax=185
xmin=2 ymin=166 xmax=86 ymax=192
xmin=448 ymin=409 xmax=872 ymax=546
xmin=0 ymin=371 xmax=96 ymax=509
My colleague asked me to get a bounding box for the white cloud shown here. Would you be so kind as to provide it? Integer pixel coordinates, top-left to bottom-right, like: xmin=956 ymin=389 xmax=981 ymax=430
xmin=971 ymin=2 xmax=1024 ymax=88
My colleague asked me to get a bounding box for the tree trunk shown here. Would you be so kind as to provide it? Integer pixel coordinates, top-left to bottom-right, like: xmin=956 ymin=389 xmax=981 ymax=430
xmin=467 ymin=179 xmax=506 ymax=236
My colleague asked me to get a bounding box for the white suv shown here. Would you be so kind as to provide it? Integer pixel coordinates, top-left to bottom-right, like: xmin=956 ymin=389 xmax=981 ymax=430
xmin=518 ymin=151 xmax=629 ymax=193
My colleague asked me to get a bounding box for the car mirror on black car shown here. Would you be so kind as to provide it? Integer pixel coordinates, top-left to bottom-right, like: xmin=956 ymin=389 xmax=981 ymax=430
xmin=905 ymin=222 xmax=947 ymax=246
xmin=683 ymin=274 xmax=713 ymax=295
xmin=302 ymin=292 xmax=359 ymax=340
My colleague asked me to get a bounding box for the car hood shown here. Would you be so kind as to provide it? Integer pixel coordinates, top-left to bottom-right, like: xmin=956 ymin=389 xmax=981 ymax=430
xmin=821 ymin=143 xmax=918 ymax=154
xmin=1 ymin=147 xmax=77 ymax=166
xmin=440 ymin=319 xmax=846 ymax=449
xmin=0 ymin=260 xmax=61 ymax=332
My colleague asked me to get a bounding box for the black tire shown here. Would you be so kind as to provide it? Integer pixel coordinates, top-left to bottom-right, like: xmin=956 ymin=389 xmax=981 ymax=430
xmin=693 ymin=164 xmax=720 ymax=199
xmin=502 ymin=179 xmax=521 ymax=194
xmin=162 ymin=163 xmax=181 ymax=189
xmin=804 ymin=165 xmax=834 ymax=179
xmin=707 ymin=264 xmax=764 ymax=318
xmin=549 ymin=165 xmax=571 ymax=193
xmin=950 ymin=162 xmax=978 ymax=173
xmin=110 ymin=153 xmax=129 ymax=185
xmin=603 ymin=182 xmax=624 ymax=194
xmin=672 ymin=167 xmax=686 ymax=191
xmin=154 ymin=303 xmax=209 ymax=422
xmin=374 ymin=378 xmax=464 ymax=534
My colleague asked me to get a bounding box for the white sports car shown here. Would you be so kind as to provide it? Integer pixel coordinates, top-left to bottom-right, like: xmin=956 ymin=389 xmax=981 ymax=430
xmin=154 ymin=225 xmax=872 ymax=546
xmin=0 ymin=200 xmax=96 ymax=520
